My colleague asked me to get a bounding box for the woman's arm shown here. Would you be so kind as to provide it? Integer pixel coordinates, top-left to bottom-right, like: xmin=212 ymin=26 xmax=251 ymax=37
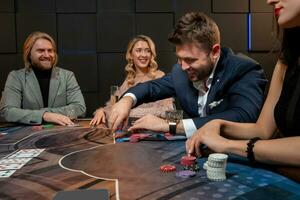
xmin=227 ymin=136 xmax=300 ymax=166
xmin=220 ymin=60 xmax=287 ymax=139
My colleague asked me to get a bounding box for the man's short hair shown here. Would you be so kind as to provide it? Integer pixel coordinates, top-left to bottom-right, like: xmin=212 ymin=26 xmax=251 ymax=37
xmin=168 ymin=12 xmax=221 ymax=52
xmin=23 ymin=31 xmax=58 ymax=69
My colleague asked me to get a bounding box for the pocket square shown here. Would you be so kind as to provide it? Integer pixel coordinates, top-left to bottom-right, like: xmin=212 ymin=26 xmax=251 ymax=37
xmin=208 ymin=99 xmax=224 ymax=110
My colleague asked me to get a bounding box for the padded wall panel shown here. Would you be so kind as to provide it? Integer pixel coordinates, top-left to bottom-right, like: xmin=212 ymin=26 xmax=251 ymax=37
xmin=16 ymin=0 xmax=55 ymax=13
xmin=58 ymin=14 xmax=97 ymax=53
xmin=212 ymin=0 xmax=248 ymax=13
xmin=16 ymin=14 xmax=56 ymax=52
xmin=82 ymin=92 xmax=103 ymax=117
xmin=136 ymin=13 xmax=174 ymax=52
xmin=250 ymin=13 xmax=274 ymax=51
xmin=59 ymin=54 xmax=98 ymax=92
xmin=157 ymin=51 xmax=177 ymax=74
xmin=97 ymin=0 xmax=134 ymax=12
xmin=136 ymin=0 xmax=173 ymax=12
xmin=251 ymin=0 xmax=272 ymax=13
xmin=56 ymin=0 xmax=97 ymax=13
xmin=98 ymin=53 xmax=126 ymax=98
xmin=97 ymin=13 xmax=135 ymax=52
xmin=211 ymin=14 xmax=247 ymax=51
xmin=175 ymin=0 xmax=211 ymax=21
xmin=0 ymin=54 xmax=17 ymax=92
xmin=0 ymin=0 xmax=14 ymax=12
xmin=245 ymin=52 xmax=277 ymax=83
xmin=0 ymin=14 xmax=16 ymax=53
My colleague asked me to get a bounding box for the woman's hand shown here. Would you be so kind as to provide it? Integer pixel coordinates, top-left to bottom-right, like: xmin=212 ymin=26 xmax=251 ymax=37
xmin=186 ymin=120 xmax=229 ymax=156
xmin=90 ymin=108 xmax=106 ymax=126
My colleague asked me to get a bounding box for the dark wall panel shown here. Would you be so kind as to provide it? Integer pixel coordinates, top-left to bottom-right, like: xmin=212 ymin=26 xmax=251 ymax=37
xmin=16 ymin=14 xmax=56 ymax=52
xmin=136 ymin=0 xmax=173 ymax=12
xmin=97 ymin=13 xmax=135 ymax=52
xmin=157 ymin=52 xmax=176 ymax=74
xmin=59 ymin=54 xmax=98 ymax=92
xmin=0 ymin=0 xmax=278 ymax=116
xmin=245 ymin=52 xmax=277 ymax=82
xmin=0 ymin=14 xmax=16 ymax=53
xmin=175 ymin=0 xmax=211 ymax=21
xmin=0 ymin=55 xmax=17 ymax=92
xmin=57 ymin=14 xmax=97 ymax=53
xmin=251 ymin=13 xmax=274 ymax=51
xmin=251 ymin=0 xmax=273 ymax=13
xmin=136 ymin=13 xmax=174 ymax=52
xmin=97 ymin=0 xmax=134 ymax=12
xmin=16 ymin=0 xmax=55 ymax=13
xmin=98 ymin=53 xmax=126 ymax=101
xmin=213 ymin=0 xmax=248 ymax=13
xmin=212 ymin=14 xmax=247 ymax=51
xmin=82 ymin=92 xmax=103 ymax=116
xmin=56 ymin=0 xmax=97 ymax=13
xmin=0 ymin=0 xmax=14 ymax=12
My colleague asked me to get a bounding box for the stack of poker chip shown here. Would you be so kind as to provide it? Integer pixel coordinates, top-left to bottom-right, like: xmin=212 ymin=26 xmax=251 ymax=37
xmin=180 ymin=155 xmax=199 ymax=171
xmin=160 ymin=164 xmax=176 ymax=172
xmin=204 ymin=153 xmax=228 ymax=181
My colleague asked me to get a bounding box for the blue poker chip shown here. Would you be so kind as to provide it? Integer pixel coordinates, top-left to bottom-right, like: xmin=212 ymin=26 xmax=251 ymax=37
xmin=175 ymin=170 xmax=196 ymax=179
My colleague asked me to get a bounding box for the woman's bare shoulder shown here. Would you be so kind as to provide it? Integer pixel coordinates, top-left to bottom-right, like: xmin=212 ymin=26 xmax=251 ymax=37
xmin=155 ymin=70 xmax=165 ymax=78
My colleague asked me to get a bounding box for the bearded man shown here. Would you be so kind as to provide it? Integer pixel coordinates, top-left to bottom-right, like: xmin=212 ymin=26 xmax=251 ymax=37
xmin=108 ymin=12 xmax=267 ymax=138
xmin=0 ymin=32 xmax=86 ymax=125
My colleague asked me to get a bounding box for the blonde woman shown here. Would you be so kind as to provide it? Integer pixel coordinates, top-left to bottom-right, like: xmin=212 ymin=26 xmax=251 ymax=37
xmin=90 ymin=35 xmax=173 ymax=126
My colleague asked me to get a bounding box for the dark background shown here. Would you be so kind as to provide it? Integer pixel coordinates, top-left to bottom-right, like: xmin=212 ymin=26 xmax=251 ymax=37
xmin=0 ymin=0 xmax=277 ymax=116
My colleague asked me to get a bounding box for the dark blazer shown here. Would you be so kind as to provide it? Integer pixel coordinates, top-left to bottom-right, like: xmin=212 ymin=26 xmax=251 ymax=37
xmin=127 ymin=48 xmax=267 ymax=128
xmin=0 ymin=67 xmax=86 ymax=125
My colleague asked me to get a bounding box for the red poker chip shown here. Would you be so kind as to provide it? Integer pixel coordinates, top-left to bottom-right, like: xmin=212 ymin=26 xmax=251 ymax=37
xmin=160 ymin=164 xmax=176 ymax=172
xmin=180 ymin=156 xmax=196 ymax=166
xmin=129 ymin=135 xmax=140 ymax=143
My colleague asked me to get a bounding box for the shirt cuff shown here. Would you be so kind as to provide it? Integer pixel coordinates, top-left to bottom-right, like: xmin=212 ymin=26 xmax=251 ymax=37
xmin=182 ymin=119 xmax=197 ymax=138
xmin=123 ymin=93 xmax=137 ymax=107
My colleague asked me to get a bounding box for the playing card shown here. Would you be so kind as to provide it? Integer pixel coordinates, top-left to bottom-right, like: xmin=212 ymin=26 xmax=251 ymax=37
xmin=8 ymin=148 xmax=45 ymax=158
xmin=0 ymin=169 xmax=16 ymax=178
xmin=0 ymin=163 xmax=25 ymax=170
xmin=0 ymin=157 xmax=32 ymax=165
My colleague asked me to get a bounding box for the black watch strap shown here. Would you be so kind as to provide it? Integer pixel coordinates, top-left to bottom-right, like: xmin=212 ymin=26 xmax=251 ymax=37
xmin=169 ymin=121 xmax=177 ymax=135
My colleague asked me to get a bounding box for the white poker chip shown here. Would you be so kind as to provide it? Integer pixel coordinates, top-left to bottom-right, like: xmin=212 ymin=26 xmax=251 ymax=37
xmin=203 ymin=162 xmax=208 ymax=170
xmin=208 ymin=153 xmax=228 ymax=162
xmin=207 ymin=160 xmax=227 ymax=168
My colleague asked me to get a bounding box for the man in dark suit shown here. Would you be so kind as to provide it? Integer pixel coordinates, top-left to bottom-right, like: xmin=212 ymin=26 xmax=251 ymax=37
xmin=108 ymin=12 xmax=267 ymax=138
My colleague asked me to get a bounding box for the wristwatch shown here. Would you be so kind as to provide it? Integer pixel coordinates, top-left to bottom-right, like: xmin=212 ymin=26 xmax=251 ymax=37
xmin=168 ymin=121 xmax=177 ymax=135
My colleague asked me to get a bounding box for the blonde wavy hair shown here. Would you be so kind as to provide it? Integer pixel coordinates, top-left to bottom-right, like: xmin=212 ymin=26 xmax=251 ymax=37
xmin=23 ymin=31 xmax=58 ymax=69
xmin=125 ymin=35 xmax=158 ymax=86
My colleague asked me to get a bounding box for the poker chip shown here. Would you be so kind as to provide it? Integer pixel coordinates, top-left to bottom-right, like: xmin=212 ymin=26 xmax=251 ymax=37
xmin=32 ymin=125 xmax=43 ymax=131
xmin=205 ymin=153 xmax=228 ymax=182
xmin=176 ymin=170 xmax=196 ymax=179
xmin=160 ymin=164 xmax=176 ymax=172
xmin=203 ymin=162 xmax=208 ymax=170
xmin=180 ymin=155 xmax=196 ymax=166
xmin=129 ymin=135 xmax=140 ymax=143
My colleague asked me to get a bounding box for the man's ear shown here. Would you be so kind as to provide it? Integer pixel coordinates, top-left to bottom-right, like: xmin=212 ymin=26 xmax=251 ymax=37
xmin=210 ymin=44 xmax=221 ymax=61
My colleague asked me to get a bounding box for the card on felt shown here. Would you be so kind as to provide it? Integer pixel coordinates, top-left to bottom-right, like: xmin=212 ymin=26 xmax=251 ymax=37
xmin=0 ymin=163 xmax=25 ymax=170
xmin=0 ymin=157 xmax=31 ymax=164
xmin=0 ymin=169 xmax=16 ymax=178
xmin=9 ymin=148 xmax=45 ymax=158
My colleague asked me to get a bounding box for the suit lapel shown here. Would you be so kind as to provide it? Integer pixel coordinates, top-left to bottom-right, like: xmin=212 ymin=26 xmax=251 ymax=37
xmin=48 ymin=67 xmax=60 ymax=107
xmin=206 ymin=49 xmax=227 ymax=113
xmin=26 ymin=69 xmax=44 ymax=107
xmin=185 ymin=82 xmax=199 ymax=116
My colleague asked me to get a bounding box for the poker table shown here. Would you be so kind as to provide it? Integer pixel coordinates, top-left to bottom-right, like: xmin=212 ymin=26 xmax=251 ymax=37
xmin=0 ymin=120 xmax=300 ymax=200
